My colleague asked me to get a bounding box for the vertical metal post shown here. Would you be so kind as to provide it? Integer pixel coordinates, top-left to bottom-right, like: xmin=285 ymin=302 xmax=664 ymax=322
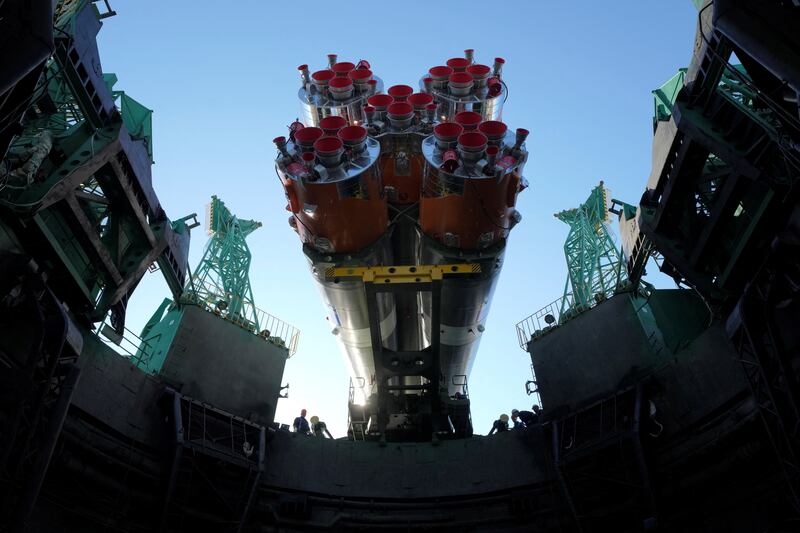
xmin=160 ymin=392 xmax=184 ymax=532
xmin=235 ymin=428 xmax=266 ymax=533
xmin=551 ymin=421 xmax=583 ymax=533
xmin=631 ymin=384 xmax=658 ymax=524
xmin=364 ymin=283 xmax=388 ymax=441
xmin=429 ymin=279 xmax=442 ymax=438
xmin=12 ymin=364 xmax=81 ymax=531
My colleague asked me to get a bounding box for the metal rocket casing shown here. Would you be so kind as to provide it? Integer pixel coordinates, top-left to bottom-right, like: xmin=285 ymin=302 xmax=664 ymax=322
xmin=415 ymin=118 xmax=527 ymax=394
xmin=278 ymin=59 xmax=398 ymax=403
xmin=419 ymin=234 xmax=505 ymax=392
xmin=304 ymin=240 xmax=397 ymax=404
xmin=277 ymin=135 xmax=387 ymax=254
xmin=276 ymin=53 xmax=527 ymax=403
xmin=419 ymin=127 xmax=526 ymax=251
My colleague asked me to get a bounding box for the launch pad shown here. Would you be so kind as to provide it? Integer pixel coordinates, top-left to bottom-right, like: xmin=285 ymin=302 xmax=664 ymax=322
xmin=1 ymin=0 xmax=800 ymax=531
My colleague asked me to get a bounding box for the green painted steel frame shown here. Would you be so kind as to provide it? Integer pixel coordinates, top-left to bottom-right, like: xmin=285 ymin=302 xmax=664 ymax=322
xmin=555 ymin=182 xmax=628 ymax=317
xmin=184 ymin=196 xmax=262 ymax=332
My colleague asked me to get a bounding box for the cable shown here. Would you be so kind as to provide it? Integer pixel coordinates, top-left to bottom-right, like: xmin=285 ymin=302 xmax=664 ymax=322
xmin=468 ymin=177 xmax=513 ymax=231
xmin=388 ymin=201 xmax=418 ymax=225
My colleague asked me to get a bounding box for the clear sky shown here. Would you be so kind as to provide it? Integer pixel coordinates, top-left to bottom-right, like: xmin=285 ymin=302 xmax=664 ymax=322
xmin=96 ymin=1 xmax=699 ymax=437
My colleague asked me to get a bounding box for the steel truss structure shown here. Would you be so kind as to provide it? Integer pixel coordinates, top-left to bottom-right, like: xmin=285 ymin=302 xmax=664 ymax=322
xmin=556 ymin=182 xmax=627 ymax=318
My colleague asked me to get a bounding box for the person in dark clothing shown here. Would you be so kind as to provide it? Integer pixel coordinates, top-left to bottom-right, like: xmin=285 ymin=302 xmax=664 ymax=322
xmin=488 ymin=414 xmax=509 ymax=435
xmin=511 ymin=409 xmax=525 ymax=429
xmin=293 ymin=408 xmax=310 ymax=434
xmin=310 ymin=416 xmax=333 ymax=438
xmin=513 ymin=405 xmax=541 ymax=428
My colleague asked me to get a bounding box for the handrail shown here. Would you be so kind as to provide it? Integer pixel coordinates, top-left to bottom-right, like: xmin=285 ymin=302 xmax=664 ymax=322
xmin=515 ymin=293 xmax=576 ymax=350
xmin=179 ymin=292 xmax=300 ymax=357
xmin=95 ymin=319 xmax=155 ymax=367
xmin=516 ymin=285 xmax=638 ymax=351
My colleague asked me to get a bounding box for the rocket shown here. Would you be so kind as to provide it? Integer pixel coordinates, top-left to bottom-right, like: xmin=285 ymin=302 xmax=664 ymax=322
xmin=274 ymin=50 xmax=528 ymax=439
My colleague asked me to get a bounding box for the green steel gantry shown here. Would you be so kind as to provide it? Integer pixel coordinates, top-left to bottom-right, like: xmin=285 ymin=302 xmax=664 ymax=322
xmin=135 ymin=196 xmax=266 ymax=372
xmin=556 ymin=182 xmax=627 ymax=317
xmin=184 ymin=196 xmax=263 ymax=330
xmin=0 ymin=0 xmax=192 ymax=334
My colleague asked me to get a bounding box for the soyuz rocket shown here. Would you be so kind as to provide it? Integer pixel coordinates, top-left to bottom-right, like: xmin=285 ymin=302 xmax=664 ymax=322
xmin=273 ymin=50 xmax=528 ymax=437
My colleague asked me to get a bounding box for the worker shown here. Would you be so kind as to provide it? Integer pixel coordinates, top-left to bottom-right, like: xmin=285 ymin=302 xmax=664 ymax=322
xmin=310 ymin=416 xmax=333 ymax=439
xmin=513 ymin=405 xmax=540 ymax=428
xmin=488 ymin=414 xmax=509 ymax=435
xmin=293 ymin=408 xmax=310 ymax=434
xmin=510 ymin=409 xmax=525 ymax=429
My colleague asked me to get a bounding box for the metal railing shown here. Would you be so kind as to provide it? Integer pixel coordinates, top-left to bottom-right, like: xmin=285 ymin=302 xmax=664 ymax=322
xmin=515 ymin=292 xmax=577 ymax=350
xmin=180 ymin=292 xmax=300 ymax=356
xmin=95 ymin=319 xmax=155 ymax=367
xmin=451 ymin=374 xmax=469 ymax=399
xmin=515 ymin=282 xmax=642 ymax=351
xmin=347 ymin=377 xmax=368 ymax=441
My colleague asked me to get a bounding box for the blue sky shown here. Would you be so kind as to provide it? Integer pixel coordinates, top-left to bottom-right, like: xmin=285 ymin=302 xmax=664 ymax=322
xmin=96 ymin=1 xmax=698 ymax=437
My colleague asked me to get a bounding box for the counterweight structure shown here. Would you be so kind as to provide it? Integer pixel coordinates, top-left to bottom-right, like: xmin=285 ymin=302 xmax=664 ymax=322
xmin=556 ymin=181 xmax=627 ymax=317
xmin=274 ymin=52 xmax=528 ymax=441
xmin=185 ymin=196 xmax=262 ymax=329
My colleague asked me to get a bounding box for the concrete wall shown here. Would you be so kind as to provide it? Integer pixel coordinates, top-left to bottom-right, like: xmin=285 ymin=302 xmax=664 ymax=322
xmin=73 ymin=333 xmax=165 ymax=447
xmin=530 ymin=294 xmax=653 ymax=411
xmin=159 ymin=305 xmax=288 ymax=424
xmin=263 ymin=428 xmax=548 ymax=499
xmin=653 ymin=324 xmax=749 ymax=432
xmin=529 ymin=290 xmax=748 ymax=431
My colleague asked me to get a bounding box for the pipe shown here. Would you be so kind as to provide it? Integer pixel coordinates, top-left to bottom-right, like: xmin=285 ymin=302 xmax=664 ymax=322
xmin=485 ymin=145 xmax=499 ymax=175
xmin=363 ymin=105 xmax=376 ymax=126
xmin=301 ymin=151 xmax=316 ymax=174
xmin=493 ymin=57 xmax=505 ymax=79
xmin=513 ymin=128 xmax=529 ymax=151
xmin=297 ymin=64 xmax=310 ymax=87
xmin=464 ymin=49 xmax=474 ymax=64
xmin=273 ymin=136 xmax=290 ymax=158
xmin=425 ymin=103 xmax=437 ymax=123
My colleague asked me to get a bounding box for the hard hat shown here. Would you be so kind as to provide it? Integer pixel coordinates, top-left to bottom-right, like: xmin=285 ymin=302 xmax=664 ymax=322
xmin=499 ymin=414 xmax=509 ymax=422
xmin=310 ymin=416 xmax=320 ymax=425
xmin=511 ymin=409 xmax=519 ymax=415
